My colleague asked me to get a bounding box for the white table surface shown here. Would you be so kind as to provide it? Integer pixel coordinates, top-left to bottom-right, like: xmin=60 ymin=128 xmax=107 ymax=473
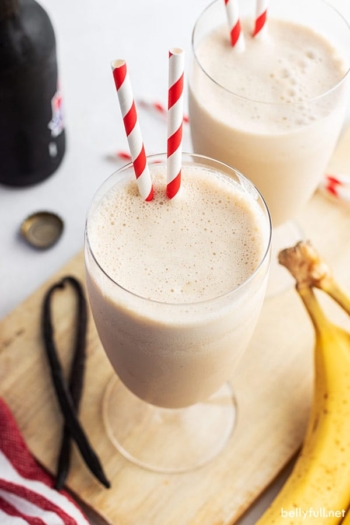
xmin=1 ymin=0 xmax=350 ymax=523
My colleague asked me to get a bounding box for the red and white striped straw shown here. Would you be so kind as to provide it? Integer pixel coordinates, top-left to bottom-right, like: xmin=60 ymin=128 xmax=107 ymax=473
xmin=139 ymin=99 xmax=166 ymax=118
xmin=111 ymin=59 xmax=154 ymax=201
xmin=319 ymin=174 xmax=350 ymax=203
xmin=325 ymin=173 xmax=350 ymax=185
xmin=138 ymin=98 xmax=189 ymax=123
xmin=224 ymin=0 xmax=245 ymax=50
xmin=167 ymin=48 xmax=184 ymax=199
xmin=253 ymin=0 xmax=268 ymax=37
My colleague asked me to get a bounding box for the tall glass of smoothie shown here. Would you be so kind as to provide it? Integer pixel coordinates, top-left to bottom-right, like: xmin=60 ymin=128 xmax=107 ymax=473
xmin=189 ymin=0 xmax=350 ymax=292
xmin=85 ymin=152 xmax=271 ymax=472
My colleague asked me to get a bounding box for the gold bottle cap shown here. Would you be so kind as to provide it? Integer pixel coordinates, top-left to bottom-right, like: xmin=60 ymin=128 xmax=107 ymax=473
xmin=20 ymin=211 xmax=64 ymax=249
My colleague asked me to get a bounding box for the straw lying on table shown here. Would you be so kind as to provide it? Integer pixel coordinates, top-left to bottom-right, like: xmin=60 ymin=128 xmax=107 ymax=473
xmin=138 ymin=99 xmax=189 ymax=123
xmin=319 ymin=174 xmax=350 ymax=203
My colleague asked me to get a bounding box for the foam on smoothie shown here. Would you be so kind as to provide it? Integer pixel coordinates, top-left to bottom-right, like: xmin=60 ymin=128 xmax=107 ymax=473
xmin=88 ymin=164 xmax=267 ymax=304
xmin=193 ymin=19 xmax=346 ymax=133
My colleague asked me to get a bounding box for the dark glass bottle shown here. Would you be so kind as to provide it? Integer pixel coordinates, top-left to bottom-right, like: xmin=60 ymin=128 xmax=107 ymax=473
xmin=0 ymin=0 xmax=66 ymax=186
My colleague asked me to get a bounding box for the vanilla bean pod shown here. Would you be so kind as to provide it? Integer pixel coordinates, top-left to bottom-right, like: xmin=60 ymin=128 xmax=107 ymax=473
xmin=42 ymin=276 xmax=110 ymax=489
xmin=53 ymin=277 xmax=87 ymax=490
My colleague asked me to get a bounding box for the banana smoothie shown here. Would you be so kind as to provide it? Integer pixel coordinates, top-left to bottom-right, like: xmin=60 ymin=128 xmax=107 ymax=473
xmin=85 ymin=155 xmax=271 ymax=408
xmin=189 ymin=0 xmax=350 ymax=226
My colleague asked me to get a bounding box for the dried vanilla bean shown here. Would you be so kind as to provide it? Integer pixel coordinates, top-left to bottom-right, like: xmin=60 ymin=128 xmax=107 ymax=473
xmin=42 ymin=276 xmax=110 ymax=489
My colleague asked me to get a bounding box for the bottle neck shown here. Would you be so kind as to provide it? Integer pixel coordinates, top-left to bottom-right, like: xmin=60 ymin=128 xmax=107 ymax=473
xmin=0 ymin=0 xmax=20 ymax=21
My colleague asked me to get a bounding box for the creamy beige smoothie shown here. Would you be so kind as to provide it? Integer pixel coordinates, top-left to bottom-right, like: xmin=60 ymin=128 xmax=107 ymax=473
xmin=189 ymin=2 xmax=350 ymax=226
xmin=85 ymin=156 xmax=270 ymax=408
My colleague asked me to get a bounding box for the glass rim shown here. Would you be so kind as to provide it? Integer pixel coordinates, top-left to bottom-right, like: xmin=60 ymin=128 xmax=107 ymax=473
xmin=191 ymin=0 xmax=350 ymax=107
xmin=85 ymin=152 xmax=272 ymax=307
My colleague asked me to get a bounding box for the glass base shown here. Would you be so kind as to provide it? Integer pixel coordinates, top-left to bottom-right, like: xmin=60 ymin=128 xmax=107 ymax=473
xmin=267 ymin=221 xmax=304 ymax=298
xmin=103 ymin=377 xmax=237 ymax=473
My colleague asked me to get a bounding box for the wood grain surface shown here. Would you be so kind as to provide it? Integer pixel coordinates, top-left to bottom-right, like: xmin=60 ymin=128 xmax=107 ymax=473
xmin=1 ymin=128 xmax=350 ymax=525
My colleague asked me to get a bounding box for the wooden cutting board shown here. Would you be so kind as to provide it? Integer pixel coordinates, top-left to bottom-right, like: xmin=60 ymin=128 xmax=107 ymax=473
xmin=1 ymin=128 xmax=350 ymax=525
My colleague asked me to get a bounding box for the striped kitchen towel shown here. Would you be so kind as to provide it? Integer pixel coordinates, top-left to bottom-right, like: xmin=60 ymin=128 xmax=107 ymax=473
xmin=0 ymin=398 xmax=90 ymax=525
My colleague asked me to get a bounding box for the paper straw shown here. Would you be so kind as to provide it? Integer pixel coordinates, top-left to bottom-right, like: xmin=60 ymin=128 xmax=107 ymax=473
xmin=224 ymin=0 xmax=245 ymax=50
xmin=138 ymin=99 xmax=189 ymax=123
xmin=113 ymin=151 xmax=162 ymax=166
xmin=139 ymin=99 xmax=166 ymax=117
xmin=111 ymin=59 xmax=154 ymax=201
xmin=325 ymin=173 xmax=350 ymax=185
xmin=167 ymin=48 xmax=184 ymax=199
xmin=319 ymin=174 xmax=350 ymax=203
xmin=253 ymin=0 xmax=268 ymax=37
xmin=114 ymin=150 xmax=132 ymax=161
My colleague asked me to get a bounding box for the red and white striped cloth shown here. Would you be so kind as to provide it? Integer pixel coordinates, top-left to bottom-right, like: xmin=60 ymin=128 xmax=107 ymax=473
xmin=0 ymin=398 xmax=90 ymax=525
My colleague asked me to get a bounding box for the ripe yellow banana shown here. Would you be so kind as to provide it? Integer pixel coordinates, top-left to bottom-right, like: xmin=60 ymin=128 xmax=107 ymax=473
xmin=255 ymin=241 xmax=350 ymax=525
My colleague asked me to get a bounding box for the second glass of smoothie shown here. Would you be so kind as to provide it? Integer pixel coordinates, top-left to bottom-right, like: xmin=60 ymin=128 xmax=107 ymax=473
xmin=85 ymin=153 xmax=271 ymax=472
xmin=189 ymin=0 xmax=350 ymax=287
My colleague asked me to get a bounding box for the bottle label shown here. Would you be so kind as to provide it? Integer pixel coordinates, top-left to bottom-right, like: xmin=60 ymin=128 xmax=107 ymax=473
xmin=48 ymin=86 xmax=64 ymax=138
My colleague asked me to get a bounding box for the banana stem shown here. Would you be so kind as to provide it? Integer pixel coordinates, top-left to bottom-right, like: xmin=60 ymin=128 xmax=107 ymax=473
xmin=296 ymin=283 xmax=331 ymax=336
xmin=318 ymin=278 xmax=350 ymax=317
xmin=279 ymin=241 xmax=350 ymax=318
